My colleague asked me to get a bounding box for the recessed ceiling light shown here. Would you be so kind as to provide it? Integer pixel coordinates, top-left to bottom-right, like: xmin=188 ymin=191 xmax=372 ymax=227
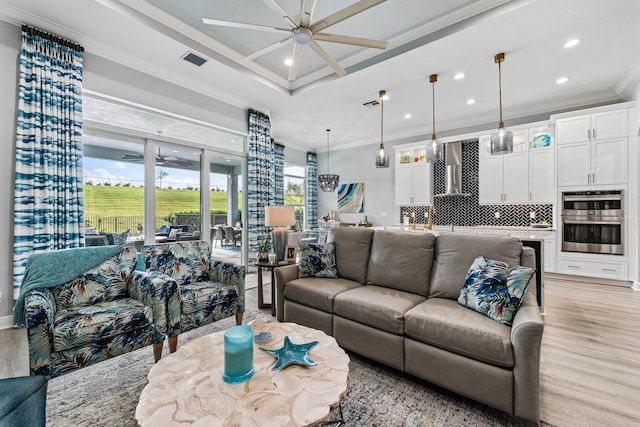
xmin=284 ymin=58 xmax=293 ymax=66
xmin=454 ymin=72 xmax=465 ymax=80
xmin=225 ymin=158 xmax=231 ymax=162
xmin=404 ymin=113 xmax=412 ymax=119
xmin=556 ymin=77 xmax=569 ymax=84
xmin=466 ymin=98 xmax=476 ymax=105
xmin=230 ymin=139 xmax=235 ymax=143
xmin=564 ymin=39 xmax=580 ymax=48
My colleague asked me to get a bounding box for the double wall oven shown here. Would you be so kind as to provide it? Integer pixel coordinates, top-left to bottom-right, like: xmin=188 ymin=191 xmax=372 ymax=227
xmin=561 ymin=190 xmax=624 ymax=255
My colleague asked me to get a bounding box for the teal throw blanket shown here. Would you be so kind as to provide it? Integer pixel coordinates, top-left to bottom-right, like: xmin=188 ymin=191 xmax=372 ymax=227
xmin=13 ymin=245 xmax=125 ymax=328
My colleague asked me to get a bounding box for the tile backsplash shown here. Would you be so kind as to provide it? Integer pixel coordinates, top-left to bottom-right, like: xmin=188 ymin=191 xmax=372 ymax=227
xmin=399 ymin=139 xmax=553 ymax=227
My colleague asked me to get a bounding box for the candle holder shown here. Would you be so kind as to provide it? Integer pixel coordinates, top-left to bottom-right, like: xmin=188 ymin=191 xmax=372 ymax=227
xmin=222 ymin=325 xmax=254 ymax=384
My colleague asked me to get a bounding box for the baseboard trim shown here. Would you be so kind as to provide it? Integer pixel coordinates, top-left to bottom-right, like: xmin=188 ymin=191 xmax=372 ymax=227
xmin=0 ymin=315 xmax=14 ymax=330
xmin=632 ymin=282 xmax=640 ymax=291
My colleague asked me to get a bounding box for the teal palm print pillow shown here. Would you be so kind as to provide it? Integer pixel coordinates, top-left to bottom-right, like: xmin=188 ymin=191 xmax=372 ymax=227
xmin=298 ymin=242 xmax=337 ymax=279
xmin=458 ymin=255 xmax=535 ymax=326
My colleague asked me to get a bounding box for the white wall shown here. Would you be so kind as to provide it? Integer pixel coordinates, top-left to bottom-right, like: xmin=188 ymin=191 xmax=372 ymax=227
xmin=0 ymin=21 xmax=21 ymax=319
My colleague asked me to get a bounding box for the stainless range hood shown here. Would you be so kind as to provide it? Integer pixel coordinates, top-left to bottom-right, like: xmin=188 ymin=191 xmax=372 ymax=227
xmin=434 ymin=141 xmax=471 ymax=197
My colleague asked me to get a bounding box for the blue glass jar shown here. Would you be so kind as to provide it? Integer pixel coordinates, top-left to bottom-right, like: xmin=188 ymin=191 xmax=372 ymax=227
xmin=222 ymin=325 xmax=254 ymax=384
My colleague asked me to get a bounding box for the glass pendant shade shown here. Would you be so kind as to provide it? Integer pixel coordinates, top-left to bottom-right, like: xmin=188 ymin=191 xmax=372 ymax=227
xmin=490 ymin=52 xmax=513 ymax=155
xmin=375 ymin=144 xmax=389 ymax=168
xmin=318 ymin=174 xmax=340 ymax=192
xmin=428 ymin=136 xmax=443 ymax=162
xmin=375 ymin=90 xmax=390 ymax=168
xmin=318 ymin=129 xmax=340 ymax=192
xmin=490 ymin=126 xmax=513 ymax=155
xmin=427 ymin=74 xmax=443 ymax=162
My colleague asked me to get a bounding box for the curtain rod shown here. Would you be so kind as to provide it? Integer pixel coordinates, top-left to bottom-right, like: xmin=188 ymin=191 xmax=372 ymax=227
xmin=21 ymin=24 xmax=84 ymax=52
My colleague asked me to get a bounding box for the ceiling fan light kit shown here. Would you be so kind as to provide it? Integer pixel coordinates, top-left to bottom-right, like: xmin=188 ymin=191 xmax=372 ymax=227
xmin=202 ymin=0 xmax=389 ymax=82
xmin=375 ymin=90 xmax=390 ymax=168
xmin=490 ymin=52 xmax=513 ymax=155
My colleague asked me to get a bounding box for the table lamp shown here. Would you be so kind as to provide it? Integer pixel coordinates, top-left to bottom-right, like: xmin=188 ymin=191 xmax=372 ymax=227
xmin=265 ymin=205 xmax=296 ymax=262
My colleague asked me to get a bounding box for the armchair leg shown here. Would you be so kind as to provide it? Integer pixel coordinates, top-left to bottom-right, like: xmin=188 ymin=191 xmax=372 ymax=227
xmin=235 ymin=312 xmax=243 ymax=325
xmin=153 ymin=342 xmax=163 ymax=363
xmin=169 ymin=336 xmax=178 ymax=353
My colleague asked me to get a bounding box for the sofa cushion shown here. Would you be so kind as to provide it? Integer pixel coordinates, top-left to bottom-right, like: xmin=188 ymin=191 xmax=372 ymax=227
xmin=404 ymin=298 xmax=514 ymax=368
xmin=327 ymin=227 xmax=374 ymax=284
xmin=179 ymin=282 xmax=239 ymax=315
xmin=333 ymin=286 xmax=426 ymax=335
xmin=52 ymin=298 xmax=153 ymax=352
xmin=298 ymin=242 xmax=337 ymax=278
xmin=458 ymin=256 xmax=535 ymax=326
xmin=284 ymin=277 xmax=362 ymax=313
xmin=143 ymin=242 xmax=211 ymax=286
xmin=429 ymin=233 xmax=523 ymax=300
xmin=367 ymin=231 xmax=435 ymax=297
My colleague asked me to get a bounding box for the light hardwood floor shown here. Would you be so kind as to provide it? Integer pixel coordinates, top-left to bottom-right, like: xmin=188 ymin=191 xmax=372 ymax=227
xmin=539 ymin=278 xmax=640 ymax=426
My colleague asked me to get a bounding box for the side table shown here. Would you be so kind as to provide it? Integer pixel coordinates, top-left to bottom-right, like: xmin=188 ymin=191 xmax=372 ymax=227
xmin=255 ymin=260 xmax=290 ymax=316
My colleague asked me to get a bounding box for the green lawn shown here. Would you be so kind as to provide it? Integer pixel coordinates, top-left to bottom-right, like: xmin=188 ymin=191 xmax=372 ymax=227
xmin=83 ymin=184 xmax=239 ymax=218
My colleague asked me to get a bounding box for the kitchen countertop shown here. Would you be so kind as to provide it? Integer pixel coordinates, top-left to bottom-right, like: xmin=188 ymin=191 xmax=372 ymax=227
xmin=385 ymin=224 xmax=556 ymax=232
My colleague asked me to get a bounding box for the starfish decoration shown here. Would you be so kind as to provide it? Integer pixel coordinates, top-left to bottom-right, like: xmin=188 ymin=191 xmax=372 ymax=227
xmin=260 ymin=336 xmax=319 ymax=370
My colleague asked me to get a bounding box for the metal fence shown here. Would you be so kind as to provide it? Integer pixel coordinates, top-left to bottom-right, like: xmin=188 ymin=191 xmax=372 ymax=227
xmin=85 ymin=214 xmax=231 ymax=233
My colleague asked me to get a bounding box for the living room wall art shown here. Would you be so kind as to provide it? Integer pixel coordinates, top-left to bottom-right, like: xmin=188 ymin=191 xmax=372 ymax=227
xmin=338 ymin=183 xmax=364 ymax=213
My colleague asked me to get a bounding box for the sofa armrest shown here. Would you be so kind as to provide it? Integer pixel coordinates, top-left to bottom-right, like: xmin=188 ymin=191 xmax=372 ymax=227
xmin=130 ymin=270 xmax=178 ymax=342
xmin=274 ymin=264 xmax=299 ymax=322
xmin=211 ymin=260 xmax=246 ymax=314
xmin=24 ymin=289 xmax=56 ymax=377
xmin=510 ymin=291 xmax=544 ymax=424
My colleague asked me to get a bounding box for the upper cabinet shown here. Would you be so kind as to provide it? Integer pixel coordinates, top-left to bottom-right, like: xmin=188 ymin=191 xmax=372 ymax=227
xmin=479 ymin=122 xmax=554 ymax=204
xmin=394 ymin=144 xmax=432 ymax=205
xmin=556 ymin=108 xmax=628 ymax=186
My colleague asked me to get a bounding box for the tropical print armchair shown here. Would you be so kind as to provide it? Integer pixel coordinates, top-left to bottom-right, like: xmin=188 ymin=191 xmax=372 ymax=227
xmin=141 ymin=240 xmax=245 ymax=354
xmin=22 ymin=248 xmax=170 ymax=378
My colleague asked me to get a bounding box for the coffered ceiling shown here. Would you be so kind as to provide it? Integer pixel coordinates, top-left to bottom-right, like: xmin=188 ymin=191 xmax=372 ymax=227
xmin=1 ymin=0 xmax=639 ymax=152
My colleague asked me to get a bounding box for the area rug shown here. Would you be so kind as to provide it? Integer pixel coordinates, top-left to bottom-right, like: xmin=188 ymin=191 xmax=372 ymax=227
xmin=46 ymin=309 xmax=545 ymax=426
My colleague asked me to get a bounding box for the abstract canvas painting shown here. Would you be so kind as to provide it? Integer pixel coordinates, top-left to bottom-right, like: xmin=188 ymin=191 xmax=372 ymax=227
xmin=338 ymin=183 xmax=364 ymax=213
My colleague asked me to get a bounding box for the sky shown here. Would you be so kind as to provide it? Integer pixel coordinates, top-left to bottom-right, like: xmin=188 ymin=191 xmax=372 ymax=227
xmin=83 ymin=157 xmax=233 ymax=190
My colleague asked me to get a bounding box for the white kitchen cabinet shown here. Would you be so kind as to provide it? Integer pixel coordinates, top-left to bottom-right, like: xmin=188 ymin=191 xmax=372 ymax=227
xmin=557 ymin=138 xmax=627 ymax=186
xmin=558 ymin=257 xmax=627 ymax=280
xmin=395 ymin=145 xmax=432 ymax=205
xmin=556 ymin=110 xmax=627 ymax=144
xmin=556 ymin=108 xmax=628 ymax=186
xmin=528 ymin=149 xmax=555 ymax=203
xmin=479 ymin=152 xmax=528 ymax=204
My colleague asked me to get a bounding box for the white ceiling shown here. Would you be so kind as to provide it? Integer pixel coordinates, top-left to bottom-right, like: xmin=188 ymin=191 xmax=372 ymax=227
xmin=1 ymin=0 xmax=640 ymax=153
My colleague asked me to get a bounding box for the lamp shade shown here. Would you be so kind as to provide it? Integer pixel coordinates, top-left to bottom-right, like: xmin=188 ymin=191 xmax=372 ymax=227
xmin=265 ymin=206 xmax=296 ymax=227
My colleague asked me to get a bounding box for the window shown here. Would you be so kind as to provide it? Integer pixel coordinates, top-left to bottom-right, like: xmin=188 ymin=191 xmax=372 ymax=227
xmin=284 ymin=164 xmax=306 ymax=228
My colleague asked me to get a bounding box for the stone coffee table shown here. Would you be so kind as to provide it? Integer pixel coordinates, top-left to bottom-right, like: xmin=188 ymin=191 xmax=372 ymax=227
xmin=136 ymin=322 xmax=349 ymax=426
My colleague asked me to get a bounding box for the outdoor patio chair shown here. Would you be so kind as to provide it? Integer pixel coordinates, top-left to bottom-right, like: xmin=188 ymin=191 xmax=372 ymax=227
xmin=211 ymin=225 xmax=224 ymax=248
xmin=223 ymin=226 xmax=239 ymax=247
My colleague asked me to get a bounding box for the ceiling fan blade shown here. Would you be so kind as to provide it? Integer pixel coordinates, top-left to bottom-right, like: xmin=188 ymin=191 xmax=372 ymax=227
xmin=310 ymin=0 xmax=386 ymax=33
xmin=309 ymin=41 xmax=346 ymax=76
xmin=240 ymin=36 xmax=293 ymax=63
xmin=288 ymin=43 xmax=303 ymax=81
xmin=259 ymin=0 xmax=298 ymax=28
xmin=202 ymin=18 xmax=290 ymax=34
xmin=314 ymin=32 xmax=388 ymax=49
xmin=300 ymin=0 xmax=317 ymax=27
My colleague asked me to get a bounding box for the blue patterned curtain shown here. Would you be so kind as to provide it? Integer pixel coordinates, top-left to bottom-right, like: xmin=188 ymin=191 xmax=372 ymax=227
xmin=13 ymin=27 xmax=84 ymax=302
xmin=247 ymin=110 xmax=274 ymax=254
xmin=273 ymin=142 xmax=285 ymax=206
xmin=306 ymin=152 xmax=318 ymax=230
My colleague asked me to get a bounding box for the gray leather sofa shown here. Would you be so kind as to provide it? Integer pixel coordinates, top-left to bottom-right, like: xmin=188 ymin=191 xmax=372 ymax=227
xmin=275 ymin=227 xmax=543 ymax=424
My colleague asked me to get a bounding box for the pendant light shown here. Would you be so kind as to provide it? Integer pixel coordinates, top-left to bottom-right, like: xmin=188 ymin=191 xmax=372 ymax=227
xmin=375 ymin=90 xmax=390 ymax=168
xmin=318 ymin=129 xmax=340 ymax=192
xmin=427 ymin=74 xmax=443 ymax=162
xmin=490 ymin=52 xmax=513 ymax=155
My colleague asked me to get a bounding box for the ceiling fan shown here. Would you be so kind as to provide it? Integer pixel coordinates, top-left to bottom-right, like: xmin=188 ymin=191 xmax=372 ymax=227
xmin=122 ymin=147 xmax=193 ymax=167
xmin=202 ymin=0 xmax=389 ymax=81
